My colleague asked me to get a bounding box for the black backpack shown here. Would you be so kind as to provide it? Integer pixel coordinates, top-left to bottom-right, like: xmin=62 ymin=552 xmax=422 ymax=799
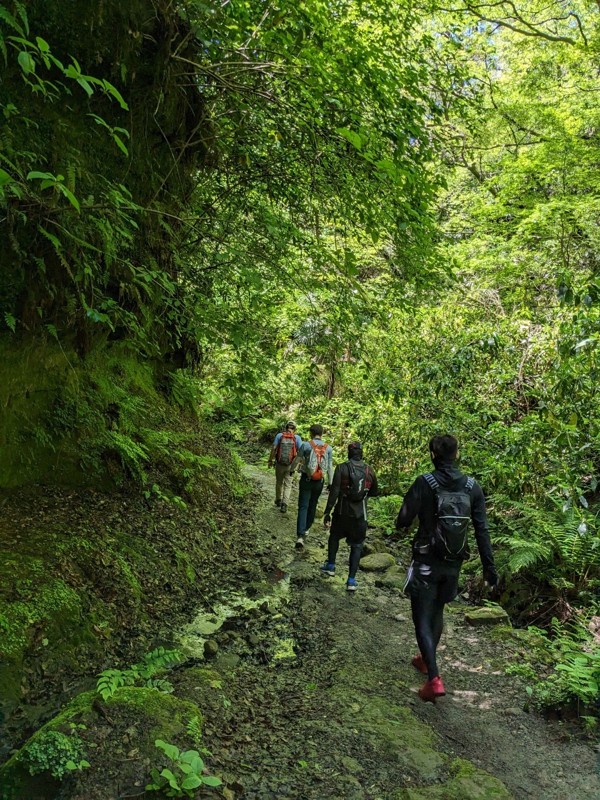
xmin=423 ymin=473 xmax=475 ymax=561
xmin=344 ymin=461 xmax=372 ymax=503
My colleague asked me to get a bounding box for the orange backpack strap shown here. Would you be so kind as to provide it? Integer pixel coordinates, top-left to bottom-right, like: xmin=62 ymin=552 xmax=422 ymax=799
xmin=309 ymin=441 xmax=327 ymax=459
xmin=309 ymin=441 xmax=327 ymax=479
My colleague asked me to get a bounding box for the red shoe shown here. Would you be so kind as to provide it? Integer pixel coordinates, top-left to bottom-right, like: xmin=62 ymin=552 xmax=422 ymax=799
xmin=411 ymin=653 xmax=428 ymax=674
xmin=418 ymin=676 xmax=446 ymax=702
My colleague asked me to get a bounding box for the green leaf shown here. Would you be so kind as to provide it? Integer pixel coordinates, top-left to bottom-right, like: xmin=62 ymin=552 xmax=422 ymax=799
xmin=113 ymin=134 xmax=129 ymax=157
xmin=57 ymin=184 xmax=81 ymax=211
xmin=17 ymin=50 xmax=34 ymax=74
xmin=38 ymin=226 xmax=62 ymax=251
xmin=15 ymin=3 xmax=28 ymax=35
xmin=0 ymin=7 xmax=23 ymax=34
xmin=102 ymin=79 xmax=128 ymax=110
xmin=179 ymin=750 xmax=202 ymax=767
xmin=336 ymin=127 xmax=363 ymax=150
xmin=155 ymin=739 xmax=180 ymax=761
xmin=4 ymin=313 xmax=16 ymax=332
xmin=160 ymin=768 xmax=180 ymax=790
xmin=181 ymin=774 xmax=202 ymax=790
xmin=77 ymin=76 xmax=93 ymax=96
xmin=202 ymin=775 xmax=223 ymax=786
xmin=0 ymin=168 xmax=12 ymax=186
xmin=27 ymin=171 xmax=55 ymax=181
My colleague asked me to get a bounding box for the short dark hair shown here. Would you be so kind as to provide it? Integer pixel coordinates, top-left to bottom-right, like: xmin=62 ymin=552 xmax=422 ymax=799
xmin=429 ymin=434 xmax=458 ymax=461
xmin=310 ymin=424 xmax=324 ymax=438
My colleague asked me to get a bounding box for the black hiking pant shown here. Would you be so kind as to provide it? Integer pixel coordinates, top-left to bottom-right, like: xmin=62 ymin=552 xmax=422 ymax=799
xmin=405 ymin=559 xmax=461 ymax=681
xmin=328 ymin=516 xmax=367 ymax=578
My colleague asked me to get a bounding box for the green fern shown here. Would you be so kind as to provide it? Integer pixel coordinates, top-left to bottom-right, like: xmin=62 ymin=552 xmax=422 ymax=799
xmin=97 ymin=648 xmax=183 ymax=700
xmin=96 ymin=668 xmax=134 ymax=701
xmin=492 ymin=495 xmax=599 ymax=587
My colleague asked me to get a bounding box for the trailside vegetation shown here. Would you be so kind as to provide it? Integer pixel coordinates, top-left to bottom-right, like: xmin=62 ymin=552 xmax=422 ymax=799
xmin=0 ymin=0 xmax=597 ymax=719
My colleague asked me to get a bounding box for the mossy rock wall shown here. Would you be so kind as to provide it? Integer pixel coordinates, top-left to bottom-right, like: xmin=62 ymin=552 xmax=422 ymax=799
xmin=0 ymin=337 xmax=83 ymax=488
xmin=0 ymin=334 xmax=231 ymax=491
xmin=0 ymin=335 xmax=249 ymax=740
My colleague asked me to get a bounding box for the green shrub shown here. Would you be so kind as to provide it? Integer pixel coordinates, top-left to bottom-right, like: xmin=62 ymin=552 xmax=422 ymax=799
xmin=22 ymin=729 xmax=89 ymax=779
xmin=368 ymin=495 xmax=403 ymax=532
xmin=146 ymin=739 xmax=222 ymax=798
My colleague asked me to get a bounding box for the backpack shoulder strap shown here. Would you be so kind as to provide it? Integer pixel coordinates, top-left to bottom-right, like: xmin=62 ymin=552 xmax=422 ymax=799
xmin=343 ymin=459 xmax=353 ymax=485
xmin=465 ymin=476 xmax=475 ymax=492
xmin=423 ymin=472 xmax=439 ymax=491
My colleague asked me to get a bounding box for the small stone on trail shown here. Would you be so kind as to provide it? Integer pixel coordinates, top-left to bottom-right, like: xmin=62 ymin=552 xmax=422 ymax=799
xmin=464 ymin=606 xmax=509 ymax=626
xmin=204 ymin=639 xmax=219 ymax=659
xmin=359 ymin=553 xmax=396 ymax=571
xmin=394 ymin=614 xmax=408 ymax=622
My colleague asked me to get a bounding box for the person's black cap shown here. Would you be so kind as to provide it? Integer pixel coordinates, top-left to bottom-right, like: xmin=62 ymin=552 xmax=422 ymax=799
xmin=348 ymin=441 xmax=363 ymax=458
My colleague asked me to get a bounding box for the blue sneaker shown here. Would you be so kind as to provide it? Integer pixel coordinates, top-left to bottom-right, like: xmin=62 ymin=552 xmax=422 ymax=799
xmin=320 ymin=562 xmax=335 ymax=577
xmin=346 ymin=577 xmax=358 ymax=592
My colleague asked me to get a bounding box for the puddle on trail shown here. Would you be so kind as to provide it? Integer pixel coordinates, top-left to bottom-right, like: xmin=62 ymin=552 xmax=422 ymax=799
xmin=176 ymin=569 xmax=291 ymax=658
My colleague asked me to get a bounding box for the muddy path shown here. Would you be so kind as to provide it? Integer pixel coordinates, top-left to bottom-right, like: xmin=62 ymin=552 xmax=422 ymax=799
xmin=2 ymin=465 xmax=598 ymax=799
xmin=187 ymin=465 xmax=598 ymax=800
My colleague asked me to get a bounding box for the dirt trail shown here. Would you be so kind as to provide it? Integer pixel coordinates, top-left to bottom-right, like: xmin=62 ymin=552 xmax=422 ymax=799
xmin=2 ymin=465 xmax=598 ymax=800
xmin=192 ymin=465 xmax=598 ymax=800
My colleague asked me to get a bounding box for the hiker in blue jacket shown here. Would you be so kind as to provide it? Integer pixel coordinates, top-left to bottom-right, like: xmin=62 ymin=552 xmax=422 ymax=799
xmin=268 ymin=421 xmax=302 ymax=514
xmin=292 ymin=424 xmax=333 ymax=549
xmin=396 ymin=434 xmax=498 ymax=702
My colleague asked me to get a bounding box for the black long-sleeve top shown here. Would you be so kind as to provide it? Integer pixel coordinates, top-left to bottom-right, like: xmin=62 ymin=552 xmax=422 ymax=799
xmin=395 ymin=460 xmax=495 ymax=572
xmin=324 ymin=459 xmax=379 ymax=520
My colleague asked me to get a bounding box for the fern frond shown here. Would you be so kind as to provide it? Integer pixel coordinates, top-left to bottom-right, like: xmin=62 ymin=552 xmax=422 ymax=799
xmin=0 ymin=5 xmax=24 ymax=35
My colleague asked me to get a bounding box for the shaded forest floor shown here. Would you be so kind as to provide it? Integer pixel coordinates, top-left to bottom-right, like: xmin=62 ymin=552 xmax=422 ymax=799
xmin=1 ymin=465 xmax=598 ymax=799
xmin=204 ymin=466 xmax=596 ymax=800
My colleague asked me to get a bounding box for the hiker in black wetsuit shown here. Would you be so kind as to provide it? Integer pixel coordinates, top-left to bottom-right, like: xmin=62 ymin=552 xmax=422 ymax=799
xmin=396 ymin=435 xmax=497 ymax=702
xmin=321 ymin=442 xmax=379 ymax=591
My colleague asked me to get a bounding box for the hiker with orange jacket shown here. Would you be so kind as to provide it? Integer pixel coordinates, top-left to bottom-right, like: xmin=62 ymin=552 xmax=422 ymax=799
xmin=268 ymin=421 xmax=302 ymax=514
xmin=292 ymin=424 xmax=333 ymax=549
